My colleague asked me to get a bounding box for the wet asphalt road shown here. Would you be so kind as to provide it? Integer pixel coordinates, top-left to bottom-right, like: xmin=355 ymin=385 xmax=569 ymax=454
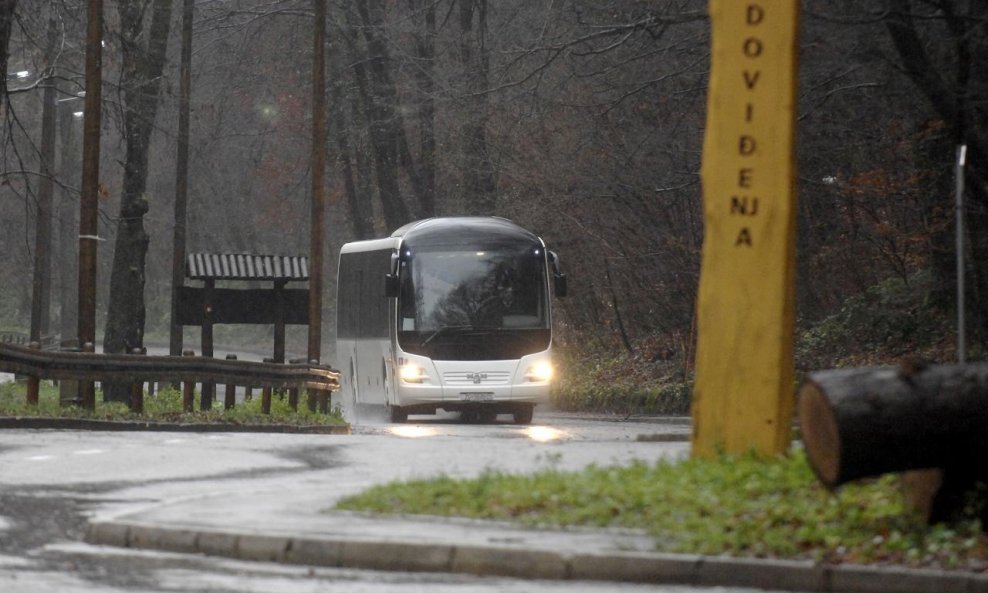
xmin=0 ymin=410 xmax=776 ymax=592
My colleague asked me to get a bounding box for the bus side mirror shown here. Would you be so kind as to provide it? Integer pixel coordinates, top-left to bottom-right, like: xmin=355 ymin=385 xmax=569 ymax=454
xmin=385 ymin=274 xmax=399 ymax=298
xmin=548 ymin=250 xmax=567 ymax=298
xmin=554 ymin=273 xmax=568 ymax=298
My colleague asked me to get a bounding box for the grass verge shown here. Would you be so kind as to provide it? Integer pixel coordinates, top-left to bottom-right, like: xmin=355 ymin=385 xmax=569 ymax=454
xmin=335 ymin=451 xmax=988 ymax=571
xmin=0 ymin=380 xmax=345 ymax=426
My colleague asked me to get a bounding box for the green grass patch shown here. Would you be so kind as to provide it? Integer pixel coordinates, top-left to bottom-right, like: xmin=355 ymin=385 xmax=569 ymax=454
xmin=336 ymin=452 xmax=988 ymax=570
xmin=0 ymin=380 xmax=345 ymax=426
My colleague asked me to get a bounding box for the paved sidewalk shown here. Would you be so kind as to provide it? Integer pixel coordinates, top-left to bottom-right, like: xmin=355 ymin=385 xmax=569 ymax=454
xmin=86 ymin=487 xmax=988 ymax=593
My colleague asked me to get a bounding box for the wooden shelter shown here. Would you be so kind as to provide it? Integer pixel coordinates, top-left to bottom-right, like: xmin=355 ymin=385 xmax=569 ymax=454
xmin=177 ymin=253 xmax=310 ymax=365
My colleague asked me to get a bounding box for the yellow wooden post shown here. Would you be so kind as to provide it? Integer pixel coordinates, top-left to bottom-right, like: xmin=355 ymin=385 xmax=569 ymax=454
xmin=692 ymin=0 xmax=800 ymax=457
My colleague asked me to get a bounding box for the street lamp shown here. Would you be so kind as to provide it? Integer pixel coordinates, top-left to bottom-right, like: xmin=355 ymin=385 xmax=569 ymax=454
xmin=3 ymin=69 xmax=31 ymax=83
xmin=57 ymin=92 xmax=86 ymax=119
xmin=57 ymin=91 xmax=85 ymax=103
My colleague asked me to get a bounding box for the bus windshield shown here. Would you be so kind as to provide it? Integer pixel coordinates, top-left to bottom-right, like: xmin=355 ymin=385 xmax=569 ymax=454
xmin=397 ymin=246 xmax=550 ymax=360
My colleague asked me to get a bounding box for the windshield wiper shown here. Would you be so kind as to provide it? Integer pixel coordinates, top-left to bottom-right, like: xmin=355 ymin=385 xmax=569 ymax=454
xmin=422 ymin=325 xmax=499 ymax=346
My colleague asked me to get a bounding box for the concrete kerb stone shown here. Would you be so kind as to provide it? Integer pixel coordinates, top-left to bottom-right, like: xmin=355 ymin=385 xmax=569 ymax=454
xmin=85 ymin=519 xmax=988 ymax=593
xmin=235 ymin=534 xmax=292 ymax=562
xmin=451 ymin=545 xmax=569 ymax=579
xmin=568 ymin=551 xmax=700 ymax=584
xmin=283 ymin=537 xmax=343 ymax=567
xmin=971 ymin=574 xmax=988 ymax=593
xmin=695 ymin=556 xmax=827 ymax=592
xmin=85 ymin=521 xmax=130 ymax=549
xmin=828 ymin=563 xmax=972 ymax=593
xmin=635 ymin=432 xmax=692 ymax=443
xmin=127 ymin=524 xmax=198 ymax=554
xmin=195 ymin=530 xmax=239 ymax=558
xmin=340 ymin=539 xmax=455 ymax=573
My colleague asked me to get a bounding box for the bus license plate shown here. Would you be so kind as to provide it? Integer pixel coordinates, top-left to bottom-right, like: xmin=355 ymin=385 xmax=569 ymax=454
xmin=462 ymin=392 xmax=494 ymax=402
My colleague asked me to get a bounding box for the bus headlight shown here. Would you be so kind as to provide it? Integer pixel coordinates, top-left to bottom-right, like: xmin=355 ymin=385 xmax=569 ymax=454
xmin=399 ymin=363 xmax=428 ymax=383
xmin=525 ymin=362 xmax=553 ymax=383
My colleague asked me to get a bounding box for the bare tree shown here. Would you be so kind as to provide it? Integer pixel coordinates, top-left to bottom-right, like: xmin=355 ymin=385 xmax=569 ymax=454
xmin=102 ymin=0 xmax=172 ymax=401
xmin=457 ymin=0 xmax=495 ymax=214
xmin=349 ymin=0 xmax=413 ymax=229
xmin=328 ymin=23 xmax=374 ymax=239
xmin=1 ymin=0 xmax=978 ymax=381
xmin=407 ymin=0 xmax=437 ymax=217
xmin=882 ymin=0 xmax=988 ymax=335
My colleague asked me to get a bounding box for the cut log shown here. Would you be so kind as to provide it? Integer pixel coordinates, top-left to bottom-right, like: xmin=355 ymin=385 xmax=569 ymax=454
xmin=900 ymin=469 xmax=942 ymax=522
xmin=798 ymin=363 xmax=988 ymax=490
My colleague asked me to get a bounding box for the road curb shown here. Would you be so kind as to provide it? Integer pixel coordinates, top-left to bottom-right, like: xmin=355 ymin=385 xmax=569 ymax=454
xmin=85 ymin=519 xmax=988 ymax=592
xmin=0 ymin=416 xmax=350 ymax=434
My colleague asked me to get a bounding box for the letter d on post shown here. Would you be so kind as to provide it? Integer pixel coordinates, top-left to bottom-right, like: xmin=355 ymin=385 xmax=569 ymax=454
xmin=747 ymin=4 xmax=765 ymax=25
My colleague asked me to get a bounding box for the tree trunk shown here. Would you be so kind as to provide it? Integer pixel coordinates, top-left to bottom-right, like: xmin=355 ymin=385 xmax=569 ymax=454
xmin=0 ymin=0 xmax=16 ymax=104
xmin=409 ymin=0 xmax=436 ymax=217
xmin=329 ymin=21 xmax=373 ymax=239
xmin=103 ymin=0 xmax=172 ymax=403
xmin=349 ymin=88 xmax=375 ymax=235
xmin=603 ymin=257 xmax=633 ymax=353
xmin=458 ymin=0 xmax=495 ymax=214
xmin=350 ymin=53 xmax=406 ymax=230
xmin=351 ymin=0 xmax=412 ymax=230
xmin=884 ymin=0 xmax=988 ymax=338
xmin=798 ymin=363 xmax=988 ymax=489
xmin=916 ymin=127 xmax=956 ymax=311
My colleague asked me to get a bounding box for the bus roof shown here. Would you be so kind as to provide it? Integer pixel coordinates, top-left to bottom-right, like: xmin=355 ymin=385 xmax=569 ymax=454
xmin=392 ymin=217 xmax=542 ymax=248
xmin=338 ymin=237 xmax=399 ymax=255
xmin=340 ymin=217 xmax=544 ymax=255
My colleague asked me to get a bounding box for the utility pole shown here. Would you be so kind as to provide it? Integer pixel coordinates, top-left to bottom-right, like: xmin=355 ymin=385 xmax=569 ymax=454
xmin=78 ymin=0 xmax=103 ymax=409
xmin=956 ymin=144 xmax=967 ymax=363
xmin=170 ymin=0 xmax=193 ymax=359
xmin=57 ymin=97 xmax=81 ymax=406
xmin=308 ymin=0 xmax=327 ymax=364
xmin=30 ymin=10 xmax=58 ymax=346
xmin=57 ymin=101 xmax=79 ymax=344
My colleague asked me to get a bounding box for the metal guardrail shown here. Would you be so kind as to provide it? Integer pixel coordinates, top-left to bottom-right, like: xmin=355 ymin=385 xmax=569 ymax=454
xmin=0 ymin=332 xmax=59 ymax=350
xmin=0 ymin=341 xmax=340 ymax=414
xmin=0 ymin=342 xmax=339 ymax=390
xmin=0 ymin=333 xmax=28 ymax=345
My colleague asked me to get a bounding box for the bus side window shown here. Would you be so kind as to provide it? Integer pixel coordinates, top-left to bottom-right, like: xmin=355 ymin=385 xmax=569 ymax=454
xmin=398 ymin=260 xmax=416 ymax=331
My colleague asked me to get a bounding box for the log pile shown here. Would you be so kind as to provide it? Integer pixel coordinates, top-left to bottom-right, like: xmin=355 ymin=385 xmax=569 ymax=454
xmin=798 ymin=362 xmax=988 ymax=524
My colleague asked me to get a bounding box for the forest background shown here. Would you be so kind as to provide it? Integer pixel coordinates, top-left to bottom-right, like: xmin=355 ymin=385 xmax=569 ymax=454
xmin=0 ymin=0 xmax=985 ymax=413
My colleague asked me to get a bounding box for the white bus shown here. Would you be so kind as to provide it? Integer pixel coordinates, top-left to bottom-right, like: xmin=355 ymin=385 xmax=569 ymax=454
xmin=336 ymin=217 xmax=566 ymax=424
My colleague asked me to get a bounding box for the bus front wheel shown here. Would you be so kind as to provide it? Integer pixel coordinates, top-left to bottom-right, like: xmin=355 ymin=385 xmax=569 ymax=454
xmin=389 ymin=404 xmax=408 ymax=423
xmin=513 ymin=404 xmax=534 ymax=425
